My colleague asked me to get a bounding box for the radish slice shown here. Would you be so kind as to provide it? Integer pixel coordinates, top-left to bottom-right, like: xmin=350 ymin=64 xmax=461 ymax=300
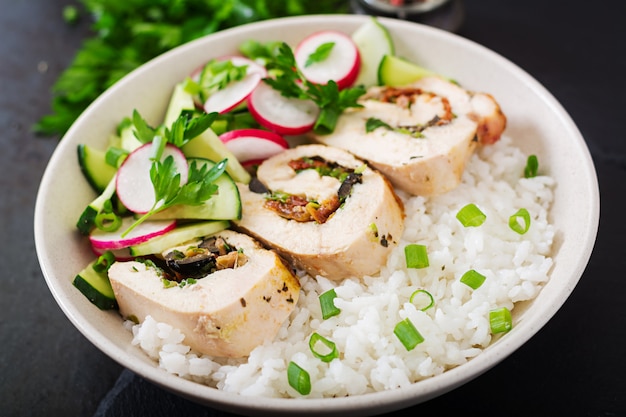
xmin=219 ymin=129 xmax=289 ymax=166
xmin=203 ymin=56 xmax=267 ymax=114
xmin=295 ymin=30 xmax=361 ymax=89
xmin=90 ymin=216 xmax=177 ymax=250
xmin=116 ymin=142 xmax=189 ymax=214
xmin=247 ymin=81 xmax=319 ymax=135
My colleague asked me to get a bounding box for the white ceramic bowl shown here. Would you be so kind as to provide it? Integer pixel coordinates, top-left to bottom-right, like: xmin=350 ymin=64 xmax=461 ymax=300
xmin=35 ymin=14 xmax=599 ymax=416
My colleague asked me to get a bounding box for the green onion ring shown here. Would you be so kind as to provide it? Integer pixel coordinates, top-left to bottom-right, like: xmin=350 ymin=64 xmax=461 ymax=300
xmin=409 ymin=289 xmax=434 ymax=311
xmin=509 ymin=208 xmax=531 ymax=234
xmin=460 ymin=269 xmax=486 ymax=290
xmin=94 ymin=211 xmax=122 ymax=232
xmin=456 ymin=203 xmax=486 ymax=227
xmin=489 ymin=307 xmax=513 ymax=334
xmin=287 ymin=361 xmax=311 ymax=395
xmin=394 ymin=318 xmax=425 ymax=351
xmin=319 ymin=289 xmax=341 ymax=320
xmin=309 ymin=333 xmax=339 ymax=362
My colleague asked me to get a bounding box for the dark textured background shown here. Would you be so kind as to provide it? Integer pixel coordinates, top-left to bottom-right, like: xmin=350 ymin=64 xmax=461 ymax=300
xmin=1 ymin=1 xmax=624 ymax=416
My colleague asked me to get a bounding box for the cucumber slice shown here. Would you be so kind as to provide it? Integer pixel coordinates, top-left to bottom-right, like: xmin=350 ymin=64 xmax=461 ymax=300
xmin=164 ymin=82 xmax=196 ymax=128
xmin=119 ymin=123 xmax=143 ymax=153
xmin=378 ymin=54 xmax=437 ymax=87
xmin=76 ymin=175 xmax=117 ymax=235
xmin=129 ymin=220 xmax=230 ymax=256
xmin=73 ymin=260 xmax=118 ymax=310
xmin=351 ymin=17 xmax=395 ymax=87
xmin=182 ymin=129 xmax=251 ymax=184
xmin=77 ymin=144 xmax=117 ymax=193
xmin=149 ymin=158 xmax=242 ymax=221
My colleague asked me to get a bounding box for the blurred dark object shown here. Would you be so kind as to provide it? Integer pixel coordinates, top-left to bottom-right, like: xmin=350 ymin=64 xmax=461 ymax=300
xmin=351 ymin=0 xmax=464 ymax=32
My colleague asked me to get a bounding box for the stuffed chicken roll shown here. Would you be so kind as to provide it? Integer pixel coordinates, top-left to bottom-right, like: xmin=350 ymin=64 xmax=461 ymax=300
xmin=233 ymin=144 xmax=405 ymax=281
xmin=108 ymin=230 xmax=300 ymax=358
xmin=309 ymin=76 xmax=507 ymax=196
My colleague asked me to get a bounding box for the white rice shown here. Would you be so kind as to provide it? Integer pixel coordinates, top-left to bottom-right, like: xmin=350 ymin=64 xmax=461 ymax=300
xmin=125 ymin=135 xmax=555 ymax=398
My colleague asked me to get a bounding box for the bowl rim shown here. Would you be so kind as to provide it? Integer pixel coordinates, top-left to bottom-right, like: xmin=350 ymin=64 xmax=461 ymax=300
xmin=35 ymin=13 xmax=600 ymax=416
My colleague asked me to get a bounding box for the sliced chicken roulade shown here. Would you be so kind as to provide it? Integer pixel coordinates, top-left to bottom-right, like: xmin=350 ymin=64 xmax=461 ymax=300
xmin=233 ymin=144 xmax=405 ymax=281
xmin=108 ymin=230 xmax=300 ymax=358
xmin=309 ymin=76 xmax=507 ymax=196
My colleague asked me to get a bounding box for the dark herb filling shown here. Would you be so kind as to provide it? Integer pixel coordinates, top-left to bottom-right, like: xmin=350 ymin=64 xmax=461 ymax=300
xmin=253 ymin=155 xmax=363 ymax=223
xmin=163 ymin=236 xmax=246 ymax=282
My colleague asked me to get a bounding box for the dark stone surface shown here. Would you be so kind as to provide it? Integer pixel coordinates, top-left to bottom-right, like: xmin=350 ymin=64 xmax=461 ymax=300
xmin=1 ymin=0 xmax=624 ymax=416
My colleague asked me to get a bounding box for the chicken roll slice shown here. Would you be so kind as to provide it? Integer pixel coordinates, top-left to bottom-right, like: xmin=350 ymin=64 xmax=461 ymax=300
xmin=233 ymin=144 xmax=405 ymax=281
xmin=108 ymin=230 xmax=300 ymax=358
xmin=308 ymin=76 xmax=507 ymax=196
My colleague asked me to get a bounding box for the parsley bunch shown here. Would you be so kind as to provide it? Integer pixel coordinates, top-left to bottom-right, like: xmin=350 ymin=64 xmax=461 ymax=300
xmin=35 ymin=0 xmax=349 ymax=138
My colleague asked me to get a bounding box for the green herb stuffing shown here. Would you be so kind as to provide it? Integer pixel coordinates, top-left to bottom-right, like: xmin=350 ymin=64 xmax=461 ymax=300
xmin=34 ymin=0 xmax=349 ymax=138
xmin=366 ymin=117 xmax=425 ymax=138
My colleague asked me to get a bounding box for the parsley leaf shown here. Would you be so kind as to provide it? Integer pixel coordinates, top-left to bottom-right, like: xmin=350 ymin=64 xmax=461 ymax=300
xmin=305 ymin=42 xmax=335 ymax=67
xmin=119 ymin=109 xmax=224 ymax=237
xmin=263 ymin=42 xmax=365 ymax=134
xmin=122 ymin=157 xmax=226 ymax=237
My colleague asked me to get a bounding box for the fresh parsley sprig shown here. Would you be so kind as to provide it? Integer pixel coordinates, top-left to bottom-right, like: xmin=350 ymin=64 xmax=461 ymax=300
xmin=120 ymin=110 xmax=225 ymax=237
xmin=122 ymin=157 xmax=227 ymax=237
xmin=261 ymin=42 xmax=365 ymax=134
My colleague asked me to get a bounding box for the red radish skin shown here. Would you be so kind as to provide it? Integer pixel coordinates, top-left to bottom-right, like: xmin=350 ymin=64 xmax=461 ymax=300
xmin=248 ymin=81 xmax=319 ymax=135
xmin=202 ymin=56 xmax=267 ymax=114
xmin=116 ymin=143 xmax=189 ymax=214
xmin=295 ymin=30 xmax=361 ymax=89
xmin=219 ymin=129 xmax=289 ymax=166
xmin=89 ymin=217 xmax=177 ymax=250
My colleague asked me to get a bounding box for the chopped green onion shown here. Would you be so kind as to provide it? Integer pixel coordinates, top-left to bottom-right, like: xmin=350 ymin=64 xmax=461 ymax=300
xmin=409 ymin=289 xmax=434 ymax=311
xmin=489 ymin=307 xmax=513 ymax=334
xmin=309 ymin=333 xmax=339 ymax=362
xmin=524 ymin=155 xmax=539 ymax=178
xmin=393 ymin=318 xmax=424 ymax=351
xmin=456 ymin=203 xmax=486 ymax=227
xmin=287 ymin=361 xmax=311 ymax=395
xmin=92 ymin=251 xmax=115 ymax=273
xmin=404 ymin=244 xmax=429 ymax=269
xmin=460 ymin=269 xmax=486 ymax=290
xmin=94 ymin=211 xmax=122 ymax=232
xmin=105 ymin=146 xmax=129 ymax=168
xmin=509 ymin=208 xmax=531 ymax=234
xmin=319 ymin=289 xmax=341 ymax=319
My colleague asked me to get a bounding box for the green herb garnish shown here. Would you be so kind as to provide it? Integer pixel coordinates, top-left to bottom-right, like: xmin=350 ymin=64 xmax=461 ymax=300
xmin=456 ymin=203 xmax=486 ymax=227
xmin=460 ymin=269 xmax=486 ymax=290
xmin=305 ymin=42 xmax=335 ymax=67
xmin=287 ymin=361 xmax=311 ymax=395
xmin=122 ymin=157 xmax=227 ymax=237
xmin=524 ymin=155 xmax=539 ymax=178
xmin=509 ymin=208 xmax=531 ymax=234
xmin=394 ymin=318 xmax=424 ymax=351
xmin=262 ymin=42 xmax=365 ymax=134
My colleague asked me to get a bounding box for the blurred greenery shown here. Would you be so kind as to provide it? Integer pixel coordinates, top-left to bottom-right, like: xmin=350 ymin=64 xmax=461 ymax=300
xmin=34 ymin=0 xmax=349 ymax=138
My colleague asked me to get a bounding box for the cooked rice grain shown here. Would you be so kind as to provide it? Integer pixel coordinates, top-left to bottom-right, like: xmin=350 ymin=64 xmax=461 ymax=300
xmin=127 ymin=135 xmax=555 ymax=398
